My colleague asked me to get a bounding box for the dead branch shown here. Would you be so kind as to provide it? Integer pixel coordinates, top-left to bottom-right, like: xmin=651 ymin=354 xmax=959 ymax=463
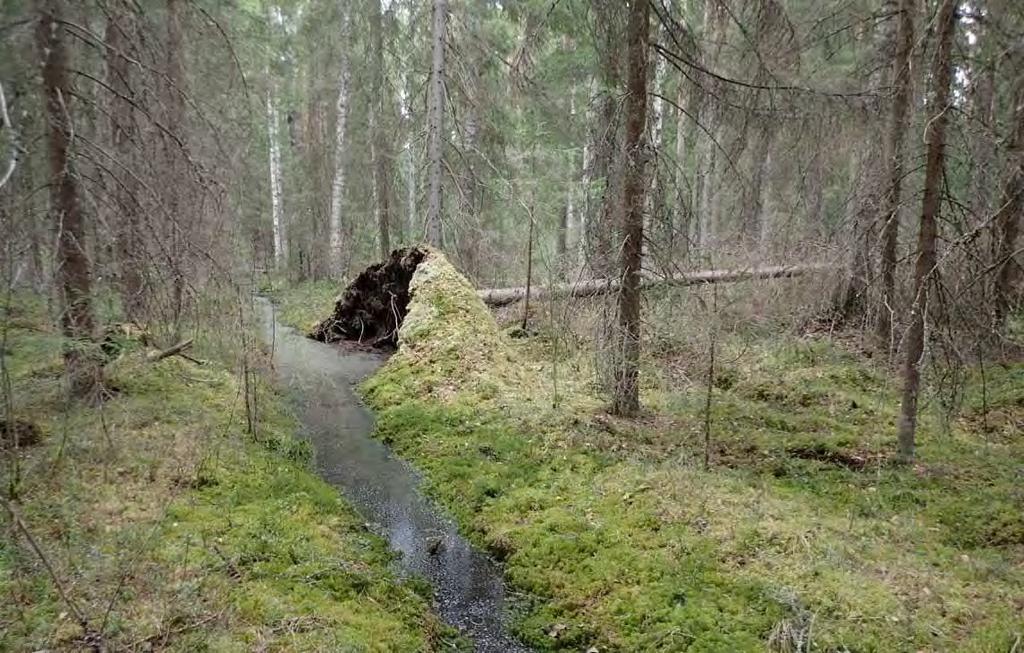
xmin=1 ymin=497 xmax=99 ymax=648
xmin=147 ymin=338 xmax=194 ymax=363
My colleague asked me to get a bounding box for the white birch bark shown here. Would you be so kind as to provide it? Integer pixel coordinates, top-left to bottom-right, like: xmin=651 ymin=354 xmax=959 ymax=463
xmin=266 ymin=84 xmax=286 ymax=268
xmin=565 ymin=93 xmax=577 ymax=265
xmin=328 ymin=11 xmax=351 ymax=275
xmin=578 ymin=76 xmax=597 ymax=263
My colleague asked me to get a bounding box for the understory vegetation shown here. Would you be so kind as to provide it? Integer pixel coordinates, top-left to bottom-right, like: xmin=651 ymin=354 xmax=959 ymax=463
xmin=0 ymin=295 xmax=447 ymax=652
xmin=276 ymin=256 xmax=1023 ymax=652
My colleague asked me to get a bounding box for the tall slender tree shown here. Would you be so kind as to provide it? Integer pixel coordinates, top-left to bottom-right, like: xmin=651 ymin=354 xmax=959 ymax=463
xmin=104 ymin=4 xmax=144 ymax=319
xmin=877 ymin=0 xmax=916 ymax=349
xmin=611 ymin=0 xmax=650 ymax=417
xmin=38 ymin=0 xmax=100 ymax=398
xmin=369 ymin=0 xmax=390 ymax=259
xmin=896 ymin=0 xmax=957 ymax=462
xmin=425 ymin=0 xmax=447 ymax=248
xmin=327 ymin=5 xmax=351 ymax=275
xmin=993 ymin=63 xmax=1024 ymax=329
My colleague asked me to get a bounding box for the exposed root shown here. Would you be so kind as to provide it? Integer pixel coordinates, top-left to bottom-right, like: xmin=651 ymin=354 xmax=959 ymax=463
xmin=311 ymin=247 xmax=427 ymax=348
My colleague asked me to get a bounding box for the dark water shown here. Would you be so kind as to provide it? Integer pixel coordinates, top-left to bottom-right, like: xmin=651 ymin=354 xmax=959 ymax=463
xmin=256 ymin=298 xmax=528 ymax=652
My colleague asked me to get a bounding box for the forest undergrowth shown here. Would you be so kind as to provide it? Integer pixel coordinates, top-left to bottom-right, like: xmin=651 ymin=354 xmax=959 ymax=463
xmin=273 ymin=257 xmax=1024 ymax=652
xmin=0 ymin=294 xmax=452 ymax=652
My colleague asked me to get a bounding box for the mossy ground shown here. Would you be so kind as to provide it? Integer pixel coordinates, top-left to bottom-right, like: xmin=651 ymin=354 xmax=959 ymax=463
xmin=279 ymin=254 xmax=1023 ymax=652
xmin=0 ymin=293 xmax=447 ymax=651
xmin=262 ymin=277 xmax=340 ymax=334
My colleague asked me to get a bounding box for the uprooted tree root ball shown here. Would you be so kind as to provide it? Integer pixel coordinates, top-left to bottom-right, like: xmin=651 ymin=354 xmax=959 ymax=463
xmin=310 ymin=247 xmax=427 ymax=348
xmin=312 ymin=247 xmax=516 ymax=400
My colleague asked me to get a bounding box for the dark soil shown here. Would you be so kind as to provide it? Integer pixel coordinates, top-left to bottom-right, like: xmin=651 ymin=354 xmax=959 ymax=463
xmin=0 ymin=419 xmax=42 ymax=448
xmin=785 ymin=443 xmax=882 ymax=471
xmin=310 ymin=247 xmax=427 ymax=348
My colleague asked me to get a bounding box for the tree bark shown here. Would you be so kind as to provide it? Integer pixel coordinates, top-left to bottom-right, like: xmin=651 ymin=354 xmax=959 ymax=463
xmin=877 ymin=0 xmax=915 ymax=348
xmin=695 ymin=0 xmax=726 ymax=250
xmin=425 ymin=0 xmax=447 ymax=248
xmin=993 ymin=67 xmax=1024 ymax=328
xmin=327 ymin=7 xmax=350 ymax=276
xmin=38 ymin=0 xmax=101 ymax=398
xmin=897 ymin=0 xmax=956 ymax=463
xmin=478 ymin=264 xmax=822 ymax=307
xmin=104 ymin=4 xmax=144 ymax=320
xmin=646 ymin=42 xmax=667 ymax=266
xmin=267 ymin=84 xmax=286 ymax=269
xmin=587 ymin=2 xmax=624 ymax=278
xmin=165 ymin=0 xmax=187 ymax=336
xmin=612 ymin=0 xmax=650 ymax=418
xmin=369 ymin=0 xmax=391 ymax=259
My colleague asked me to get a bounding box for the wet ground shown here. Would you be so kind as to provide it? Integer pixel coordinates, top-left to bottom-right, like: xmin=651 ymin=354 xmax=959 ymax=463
xmin=256 ymin=298 xmax=528 ymax=652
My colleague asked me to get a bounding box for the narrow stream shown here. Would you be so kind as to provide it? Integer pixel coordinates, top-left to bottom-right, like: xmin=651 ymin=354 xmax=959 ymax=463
xmin=256 ymin=298 xmax=528 ymax=652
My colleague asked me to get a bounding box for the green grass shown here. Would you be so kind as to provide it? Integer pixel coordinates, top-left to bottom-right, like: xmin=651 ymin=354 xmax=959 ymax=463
xmin=272 ymin=254 xmax=1023 ymax=652
xmin=262 ymin=278 xmax=340 ymax=334
xmin=1 ymin=293 xmax=450 ymax=651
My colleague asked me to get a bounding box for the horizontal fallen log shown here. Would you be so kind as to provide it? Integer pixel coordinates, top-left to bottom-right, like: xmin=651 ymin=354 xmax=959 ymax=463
xmin=477 ymin=264 xmax=827 ymax=307
xmin=147 ymin=338 xmax=194 ymax=363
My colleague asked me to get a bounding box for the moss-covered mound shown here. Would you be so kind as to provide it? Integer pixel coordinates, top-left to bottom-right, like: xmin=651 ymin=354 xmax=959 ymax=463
xmin=340 ymin=248 xmax=517 ymax=403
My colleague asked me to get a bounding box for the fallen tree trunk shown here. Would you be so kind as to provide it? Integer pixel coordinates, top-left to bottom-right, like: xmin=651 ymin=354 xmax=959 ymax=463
xmin=477 ymin=264 xmax=826 ymax=307
xmin=147 ymin=338 xmax=194 ymax=363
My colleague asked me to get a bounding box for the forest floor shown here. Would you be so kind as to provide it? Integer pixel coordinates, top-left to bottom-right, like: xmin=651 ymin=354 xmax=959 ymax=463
xmin=0 ymin=294 xmax=457 ymax=651
xmin=271 ymin=263 xmax=1024 ymax=653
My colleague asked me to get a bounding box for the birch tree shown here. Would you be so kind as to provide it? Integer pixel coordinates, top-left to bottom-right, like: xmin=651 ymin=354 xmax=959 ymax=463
xmin=267 ymin=82 xmax=286 ymax=270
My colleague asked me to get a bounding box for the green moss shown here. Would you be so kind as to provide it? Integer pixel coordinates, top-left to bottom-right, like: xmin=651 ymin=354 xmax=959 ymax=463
xmin=271 ymin=257 xmax=1024 ymax=651
xmin=263 ymin=279 xmax=341 ymax=334
xmin=1 ymin=296 xmax=447 ymax=652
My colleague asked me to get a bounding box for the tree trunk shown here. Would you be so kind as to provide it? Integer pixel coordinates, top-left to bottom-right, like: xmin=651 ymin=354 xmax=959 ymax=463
xmin=479 ymin=264 xmax=823 ymax=307
xmin=104 ymin=5 xmax=144 ymax=320
xmin=327 ymin=7 xmax=350 ymax=276
xmin=267 ymin=85 xmax=286 ymax=270
xmin=561 ymin=87 xmax=578 ymax=279
xmin=425 ymin=0 xmax=447 ymax=248
xmin=646 ymin=42 xmax=667 ymax=266
xmin=370 ymin=0 xmax=391 ymax=259
xmin=457 ymin=95 xmax=481 ymax=280
xmin=612 ymin=0 xmax=650 ymax=418
xmin=877 ymin=0 xmax=915 ymax=348
xmin=556 ymin=203 xmax=569 ymax=273
xmin=678 ymin=49 xmax=698 ymax=260
xmin=897 ymin=0 xmax=956 ymax=463
xmin=696 ymin=0 xmax=726 ymax=250
xmin=165 ymin=0 xmax=187 ymax=336
xmin=38 ymin=0 xmax=101 ymax=398
xmin=744 ymin=125 xmax=773 ymax=245
xmin=588 ymin=3 xmax=624 ymax=278
xmin=993 ymin=68 xmax=1024 ymax=328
